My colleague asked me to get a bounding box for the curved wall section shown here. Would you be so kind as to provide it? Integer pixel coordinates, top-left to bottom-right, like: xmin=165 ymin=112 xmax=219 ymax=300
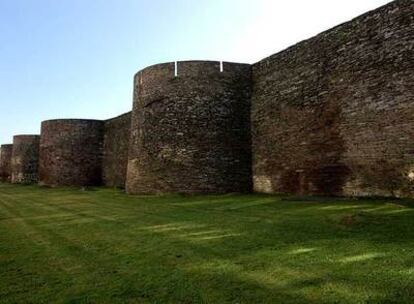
xmin=11 ymin=135 xmax=40 ymax=184
xmin=0 ymin=144 xmax=13 ymax=182
xmin=126 ymin=61 xmax=252 ymax=194
xmin=39 ymin=119 xmax=104 ymax=186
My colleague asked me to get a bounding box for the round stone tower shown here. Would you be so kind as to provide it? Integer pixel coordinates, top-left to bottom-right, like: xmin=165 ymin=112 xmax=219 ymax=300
xmin=11 ymin=135 xmax=40 ymax=184
xmin=0 ymin=144 xmax=13 ymax=182
xmin=126 ymin=60 xmax=252 ymax=194
xmin=39 ymin=119 xmax=104 ymax=186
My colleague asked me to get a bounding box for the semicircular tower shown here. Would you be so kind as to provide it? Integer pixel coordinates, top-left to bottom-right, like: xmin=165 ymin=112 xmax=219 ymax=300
xmin=0 ymin=144 xmax=13 ymax=182
xmin=39 ymin=119 xmax=104 ymax=186
xmin=126 ymin=60 xmax=252 ymax=194
xmin=11 ymin=135 xmax=40 ymax=184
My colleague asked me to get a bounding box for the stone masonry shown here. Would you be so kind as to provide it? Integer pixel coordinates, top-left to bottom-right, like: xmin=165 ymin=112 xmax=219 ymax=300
xmin=39 ymin=119 xmax=104 ymax=187
xmin=251 ymin=0 xmax=414 ymax=197
xmin=0 ymin=0 xmax=412 ymax=198
xmin=102 ymin=112 xmax=131 ymax=188
xmin=0 ymin=144 xmax=13 ymax=182
xmin=11 ymin=135 xmax=40 ymax=184
xmin=126 ymin=61 xmax=252 ymax=194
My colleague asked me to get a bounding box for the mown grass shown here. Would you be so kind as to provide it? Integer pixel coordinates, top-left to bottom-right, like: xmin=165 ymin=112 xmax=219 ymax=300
xmin=0 ymin=184 xmax=413 ymax=303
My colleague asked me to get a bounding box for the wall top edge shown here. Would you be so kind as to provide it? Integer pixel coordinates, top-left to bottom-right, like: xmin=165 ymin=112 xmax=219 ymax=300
xmin=13 ymin=134 xmax=40 ymax=138
xmin=253 ymin=0 xmax=400 ymax=68
xmin=104 ymin=111 xmax=132 ymax=123
xmin=41 ymin=118 xmax=104 ymax=124
xmin=134 ymin=60 xmax=250 ymax=77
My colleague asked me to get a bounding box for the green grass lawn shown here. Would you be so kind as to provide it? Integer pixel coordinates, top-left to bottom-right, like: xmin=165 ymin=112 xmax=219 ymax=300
xmin=0 ymin=184 xmax=414 ymax=303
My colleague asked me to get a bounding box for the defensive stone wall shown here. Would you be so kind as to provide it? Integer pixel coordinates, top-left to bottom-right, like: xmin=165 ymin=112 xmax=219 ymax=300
xmin=0 ymin=144 xmax=13 ymax=182
xmin=102 ymin=112 xmax=131 ymax=188
xmin=11 ymin=135 xmax=40 ymax=184
xmin=126 ymin=61 xmax=252 ymax=194
xmin=1 ymin=0 xmax=412 ymax=198
xmin=251 ymin=0 xmax=414 ymax=197
xmin=39 ymin=119 xmax=104 ymax=186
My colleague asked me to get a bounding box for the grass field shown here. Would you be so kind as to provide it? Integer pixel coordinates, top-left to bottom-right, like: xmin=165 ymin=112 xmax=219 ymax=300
xmin=0 ymin=184 xmax=414 ymax=303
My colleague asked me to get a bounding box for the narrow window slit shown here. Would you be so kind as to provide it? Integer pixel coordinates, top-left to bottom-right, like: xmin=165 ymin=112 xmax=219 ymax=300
xmin=174 ymin=61 xmax=178 ymax=77
xmin=220 ymin=61 xmax=224 ymax=72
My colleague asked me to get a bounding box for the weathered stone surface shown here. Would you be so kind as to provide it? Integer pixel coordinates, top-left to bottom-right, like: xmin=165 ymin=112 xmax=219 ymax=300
xmin=0 ymin=144 xmax=13 ymax=182
xmin=102 ymin=112 xmax=131 ymax=188
xmin=251 ymin=0 xmax=414 ymax=197
xmin=39 ymin=119 xmax=104 ymax=186
xmin=2 ymin=0 xmax=413 ymax=198
xmin=126 ymin=61 xmax=252 ymax=194
xmin=11 ymin=135 xmax=40 ymax=184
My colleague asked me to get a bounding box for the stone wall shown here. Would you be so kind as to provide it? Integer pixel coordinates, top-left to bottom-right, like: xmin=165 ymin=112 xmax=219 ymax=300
xmin=2 ymin=0 xmax=413 ymax=198
xmin=11 ymin=135 xmax=40 ymax=184
xmin=126 ymin=61 xmax=252 ymax=194
xmin=39 ymin=119 xmax=104 ymax=186
xmin=102 ymin=112 xmax=131 ymax=188
xmin=0 ymin=144 xmax=13 ymax=182
xmin=251 ymin=0 xmax=414 ymax=197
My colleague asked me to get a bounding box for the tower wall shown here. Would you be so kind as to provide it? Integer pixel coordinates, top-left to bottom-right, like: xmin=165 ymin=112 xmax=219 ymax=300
xmin=0 ymin=144 xmax=13 ymax=182
xmin=39 ymin=119 xmax=104 ymax=186
xmin=126 ymin=61 xmax=252 ymax=194
xmin=11 ymin=135 xmax=40 ymax=184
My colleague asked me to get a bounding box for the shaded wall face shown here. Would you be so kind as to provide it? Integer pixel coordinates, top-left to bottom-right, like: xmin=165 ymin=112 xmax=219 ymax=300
xmin=126 ymin=61 xmax=252 ymax=194
xmin=252 ymin=0 xmax=414 ymax=197
xmin=11 ymin=136 xmax=40 ymax=184
xmin=0 ymin=145 xmax=13 ymax=182
xmin=39 ymin=120 xmax=104 ymax=187
xmin=102 ymin=112 xmax=131 ymax=188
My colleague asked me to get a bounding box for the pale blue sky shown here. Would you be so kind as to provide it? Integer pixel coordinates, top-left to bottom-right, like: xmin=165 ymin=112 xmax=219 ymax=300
xmin=0 ymin=0 xmax=390 ymax=144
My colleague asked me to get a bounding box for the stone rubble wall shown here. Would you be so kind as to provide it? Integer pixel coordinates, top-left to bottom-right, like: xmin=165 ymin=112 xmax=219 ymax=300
xmin=11 ymin=135 xmax=40 ymax=184
xmin=102 ymin=112 xmax=131 ymax=188
xmin=1 ymin=0 xmax=413 ymax=198
xmin=251 ymin=0 xmax=414 ymax=197
xmin=126 ymin=61 xmax=252 ymax=194
xmin=38 ymin=119 xmax=104 ymax=187
xmin=0 ymin=144 xmax=13 ymax=182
